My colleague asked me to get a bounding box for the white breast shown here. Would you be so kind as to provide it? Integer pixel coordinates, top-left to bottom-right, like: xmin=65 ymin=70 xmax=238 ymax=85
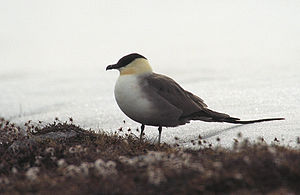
xmin=114 ymin=75 xmax=154 ymax=123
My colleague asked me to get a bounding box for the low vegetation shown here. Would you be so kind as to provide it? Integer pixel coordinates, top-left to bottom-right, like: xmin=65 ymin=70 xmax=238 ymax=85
xmin=0 ymin=117 xmax=299 ymax=194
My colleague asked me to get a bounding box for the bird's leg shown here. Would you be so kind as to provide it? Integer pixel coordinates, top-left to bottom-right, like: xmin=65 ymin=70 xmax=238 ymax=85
xmin=140 ymin=124 xmax=145 ymax=141
xmin=158 ymin=126 xmax=162 ymax=144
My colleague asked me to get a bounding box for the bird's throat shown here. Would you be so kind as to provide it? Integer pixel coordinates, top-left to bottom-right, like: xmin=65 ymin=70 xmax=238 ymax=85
xmin=120 ymin=58 xmax=153 ymax=76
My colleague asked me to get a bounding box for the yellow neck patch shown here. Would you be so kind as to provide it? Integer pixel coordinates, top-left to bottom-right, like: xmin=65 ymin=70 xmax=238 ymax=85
xmin=120 ymin=58 xmax=153 ymax=76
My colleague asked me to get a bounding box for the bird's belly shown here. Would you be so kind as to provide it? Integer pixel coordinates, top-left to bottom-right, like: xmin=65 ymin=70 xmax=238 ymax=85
xmin=114 ymin=75 xmax=155 ymax=124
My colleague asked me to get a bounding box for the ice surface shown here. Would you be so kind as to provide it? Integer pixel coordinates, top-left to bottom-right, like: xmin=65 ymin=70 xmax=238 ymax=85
xmin=1 ymin=0 xmax=300 ymax=147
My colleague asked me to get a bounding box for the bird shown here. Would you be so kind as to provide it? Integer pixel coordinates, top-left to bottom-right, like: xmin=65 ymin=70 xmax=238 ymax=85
xmin=106 ymin=53 xmax=284 ymax=144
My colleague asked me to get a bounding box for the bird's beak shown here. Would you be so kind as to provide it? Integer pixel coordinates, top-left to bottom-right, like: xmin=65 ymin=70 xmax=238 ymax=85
xmin=106 ymin=64 xmax=117 ymax=71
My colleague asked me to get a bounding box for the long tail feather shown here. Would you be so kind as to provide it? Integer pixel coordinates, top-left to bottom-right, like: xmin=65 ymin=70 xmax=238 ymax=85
xmin=223 ymin=117 xmax=285 ymax=124
xmin=188 ymin=109 xmax=285 ymax=124
xmin=202 ymin=109 xmax=285 ymax=124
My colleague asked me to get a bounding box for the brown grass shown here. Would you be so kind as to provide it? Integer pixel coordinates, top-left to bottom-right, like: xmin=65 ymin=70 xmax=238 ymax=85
xmin=0 ymin=117 xmax=299 ymax=194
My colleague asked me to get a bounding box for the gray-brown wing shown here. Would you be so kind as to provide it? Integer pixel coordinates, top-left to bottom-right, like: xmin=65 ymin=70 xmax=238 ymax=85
xmin=143 ymin=73 xmax=207 ymax=117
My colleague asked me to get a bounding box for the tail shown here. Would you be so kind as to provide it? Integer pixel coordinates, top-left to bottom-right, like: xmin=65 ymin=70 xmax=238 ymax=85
xmin=222 ymin=117 xmax=285 ymax=124
xmin=189 ymin=109 xmax=285 ymax=124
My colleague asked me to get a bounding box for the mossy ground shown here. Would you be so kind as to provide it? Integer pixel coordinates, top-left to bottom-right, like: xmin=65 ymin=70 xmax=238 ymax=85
xmin=0 ymin=117 xmax=299 ymax=194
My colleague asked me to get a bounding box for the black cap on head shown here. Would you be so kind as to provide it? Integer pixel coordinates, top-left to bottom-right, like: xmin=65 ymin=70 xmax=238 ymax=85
xmin=106 ymin=53 xmax=147 ymax=70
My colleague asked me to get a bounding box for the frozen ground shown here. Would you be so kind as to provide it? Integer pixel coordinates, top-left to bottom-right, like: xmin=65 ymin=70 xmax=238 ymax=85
xmin=1 ymin=0 xmax=300 ymax=147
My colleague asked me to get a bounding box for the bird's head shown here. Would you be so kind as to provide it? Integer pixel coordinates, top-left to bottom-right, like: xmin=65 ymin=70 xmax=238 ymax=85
xmin=106 ymin=53 xmax=152 ymax=75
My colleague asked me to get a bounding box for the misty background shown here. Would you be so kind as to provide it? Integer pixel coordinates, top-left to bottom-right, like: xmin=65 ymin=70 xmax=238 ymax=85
xmin=1 ymin=0 xmax=299 ymax=147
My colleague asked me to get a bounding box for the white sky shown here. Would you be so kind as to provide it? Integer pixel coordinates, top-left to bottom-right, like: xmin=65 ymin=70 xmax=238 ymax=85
xmin=0 ymin=0 xmax=300 ymax=71
xmin=0 ymin=0 xmax=299 ymax=147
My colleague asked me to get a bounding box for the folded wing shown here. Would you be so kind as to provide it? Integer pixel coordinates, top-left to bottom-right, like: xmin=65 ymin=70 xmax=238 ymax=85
xmin=144 ymin=73 xmax=235 ymax=122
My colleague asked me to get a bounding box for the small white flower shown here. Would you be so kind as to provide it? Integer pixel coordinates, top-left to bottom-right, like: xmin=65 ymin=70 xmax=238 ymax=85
xmin=68 ymin=147 xmax=76 ymax=153
xmin=75 ymin=145 xmax=84 ymax=153
xmin=26 ymin=167 xmax=39 ymax=181
xmin=35 ymin=160 xmax=41 ymax=166
xmin=234 ymin=172 xmax=243 ymax=180
xmin=79 ymin=162 xmax=94 ymax=176
xmin=57 ymin=159 xmax=67 ymax=167
xmin=94 ymin=159 xmax=117 ymax=177
xmin=64 ymin=165 xmax=81 ymax=177
xmin=94 ymin=159 xmax=105 ymax=168
xmin=11 ymin=167 xmax=18 ymax=174
xmin=45 ymin=147 xmax=55 ymax=156
xmin=79 ymin=165 xmax=89 ymax=176
xmin=106 ymin=161 xmax=116 ymax=169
